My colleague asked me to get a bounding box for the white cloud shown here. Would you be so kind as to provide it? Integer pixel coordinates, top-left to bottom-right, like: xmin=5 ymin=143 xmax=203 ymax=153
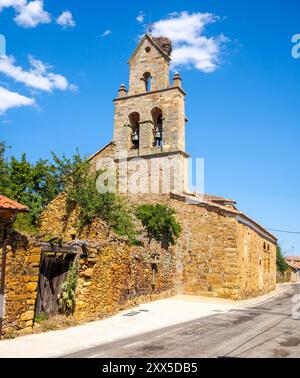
xmin=0 ymin=1 xmax=76 ymax=29
xmin=152 ymin=11 xmax=228 ymax=73
xmin=56 ymin=10 xmax=75 ymax=29
xmin=0 ymin=0 xmax=25 ymax=10
xmin=136 ymin=11 xmax=145 ymax=24
xmin=0 ymin=54 xmax=74 ymax=92
xmin=0 ymin=86 xmax=34 ymax=114
xmin=101 ymin=30 xmax=111 ymax=37
xmin=14 ymin=0 xmax=50 ymax=28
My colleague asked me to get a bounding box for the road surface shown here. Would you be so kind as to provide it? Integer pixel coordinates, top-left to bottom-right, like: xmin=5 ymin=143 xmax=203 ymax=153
xmin=64 ymin=284 xmax=300 ymax=358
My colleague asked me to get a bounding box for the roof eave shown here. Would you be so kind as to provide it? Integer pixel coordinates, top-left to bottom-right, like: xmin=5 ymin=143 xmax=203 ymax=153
xmin=128 ymin=34 xmax=171 ymax=65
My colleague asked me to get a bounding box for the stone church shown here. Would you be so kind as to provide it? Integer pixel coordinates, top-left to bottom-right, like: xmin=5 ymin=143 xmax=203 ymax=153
xmin=0 ymin=34 xmax=279 ymax=340
xmin=88 ymin=34 xmax=277 ymax=299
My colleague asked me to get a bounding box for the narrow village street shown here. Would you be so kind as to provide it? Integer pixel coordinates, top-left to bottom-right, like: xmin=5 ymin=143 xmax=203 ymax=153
xmin=0 ymin=284 xmax=298 ymax=358
xmin=65 ymin=284 xmax=300 ymax=358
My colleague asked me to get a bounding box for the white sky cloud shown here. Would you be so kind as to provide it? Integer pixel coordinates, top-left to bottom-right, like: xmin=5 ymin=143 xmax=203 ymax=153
xmin=14 ymin=0 xmax=50 ymax=28
xmin=0 ymin=54 xmax=74 ymax=92
xmin=136 ymin=11 xmax=145 ymax=24
xmin=101 ymin=30 xmax=111 ymax=37
xmin=152 ymin=11 xmax=228 ymax=73
xmin=0 ymin=0 xmax=25 ymax=10
xmin=0 ymin=1 xmax=76 ymax=29
xmin=56 ymin=10 xmax=75 ymax=29
xmin=0 ymin=86 xmax=35 ymax=114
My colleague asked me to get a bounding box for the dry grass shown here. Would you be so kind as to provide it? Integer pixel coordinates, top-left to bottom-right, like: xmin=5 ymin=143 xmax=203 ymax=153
xmin=32 ymin=315 xmax=80 ymax=334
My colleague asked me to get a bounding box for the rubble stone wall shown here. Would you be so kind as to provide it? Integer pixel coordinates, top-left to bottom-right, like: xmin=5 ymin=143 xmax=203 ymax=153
xmin=0 ymin=233 xmax=41 ymax=338
xmin=74 ymin=242 xmax=175 ymax=321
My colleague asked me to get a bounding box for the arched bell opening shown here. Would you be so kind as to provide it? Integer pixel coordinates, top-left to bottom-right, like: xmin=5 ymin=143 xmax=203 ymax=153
xmin=152 ymin=107 xmax=163 ymax=147
xmin=129 ymin=112 xmax=140 ymax=149
xmin=142 ymin=72 xmax=152 ymax=92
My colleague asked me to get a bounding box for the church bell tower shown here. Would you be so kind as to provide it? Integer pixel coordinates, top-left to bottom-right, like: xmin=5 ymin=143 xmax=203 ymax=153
xmin=113 ymin=34 xmax=189 ymax=193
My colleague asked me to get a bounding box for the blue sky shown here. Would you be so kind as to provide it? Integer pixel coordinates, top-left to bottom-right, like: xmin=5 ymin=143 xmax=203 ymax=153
xmin=0 ymin=0 xmax=300 ymax=254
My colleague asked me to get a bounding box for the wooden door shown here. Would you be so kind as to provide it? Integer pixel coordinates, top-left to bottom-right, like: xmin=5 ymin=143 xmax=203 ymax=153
xmin=35 ymin=254 xmax=73 ymax=318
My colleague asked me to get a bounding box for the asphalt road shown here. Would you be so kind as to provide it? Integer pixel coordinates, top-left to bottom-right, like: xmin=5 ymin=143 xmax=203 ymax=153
xmin=64 ymin=284 xmax=300 ymax=358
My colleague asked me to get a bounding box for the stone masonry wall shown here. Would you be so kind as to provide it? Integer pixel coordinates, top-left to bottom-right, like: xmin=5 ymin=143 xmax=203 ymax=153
xmin=236 ymin=222 xmax=276 ymax=298
xmin=40 ymin=191 xmax=277 ymax=310
xmin=40 ymin=194 xmax=176 ymax=322
xmin=114 ymin=88 xmax=186 ymax=156
xmin=128 ymin=36 xmax=170 ymax=95
xmin=128 ymin=193 xmax=277 ymax=300
xmin=74 ymin=242 xmax=175 ymax=322
xmin=0 ymin=234 xmax=42 ymax=338
xmin=129 ymin=194 xmax=241 ymax=299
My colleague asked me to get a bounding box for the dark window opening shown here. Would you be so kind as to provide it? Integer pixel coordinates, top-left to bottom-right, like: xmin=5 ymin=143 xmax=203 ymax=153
xmin=129 ymin=112 xmax=140 ymax=149
xmin=143 ymin=72 xmax=152 ymax=92
xmin=152 ymin=107 xmax=163 ymax=147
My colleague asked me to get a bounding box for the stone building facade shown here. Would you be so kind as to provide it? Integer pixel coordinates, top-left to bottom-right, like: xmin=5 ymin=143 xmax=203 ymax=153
xmin=89 ymin=34 xmax=277 ymax=300
xmin=0 ymin=35 xmax=278 ymax=338
xmin=89 ymin=34 xmax=188 ymax=194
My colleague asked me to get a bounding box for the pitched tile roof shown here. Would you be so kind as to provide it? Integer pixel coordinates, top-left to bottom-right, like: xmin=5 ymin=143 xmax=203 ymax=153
xmin=0 ymin=195 xmax=29 ymax=212
xmin=286 ymin=260 xmax=300 ymax=270
xmin=202 ymin=194 xmax=236 ymax=204
xmin=286 ymin=256 xmax=300 ymax=262
xmin=170 ymin=191 xmax=277 ymax=242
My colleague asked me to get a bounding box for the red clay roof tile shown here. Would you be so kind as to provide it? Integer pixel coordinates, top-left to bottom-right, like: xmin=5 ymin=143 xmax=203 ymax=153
xmin=0 ymin=195 xmax=29 ymax=212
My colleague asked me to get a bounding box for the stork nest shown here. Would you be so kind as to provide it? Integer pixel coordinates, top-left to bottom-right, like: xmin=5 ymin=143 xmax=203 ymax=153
xmin=153 ymin=37 xmax=173 ymax=56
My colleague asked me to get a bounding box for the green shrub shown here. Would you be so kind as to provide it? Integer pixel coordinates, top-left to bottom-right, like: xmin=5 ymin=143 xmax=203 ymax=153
xmin=34 ymin=313 xmax=47 ymax=323
xmin=59 ymin=259 xmax=80 ymax=315
xmin=277 ymin=245 xmax=289 ymax=272
xmin=136 ymin=204 xmax=181 ymax=247
xmin=62 ymin=160 xmax=137 ymax=241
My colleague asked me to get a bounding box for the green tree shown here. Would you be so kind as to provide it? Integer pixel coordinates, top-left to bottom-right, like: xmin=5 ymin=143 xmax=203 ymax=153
xmin=52 ymin=151 xmax=137 ymax=241
xmin=0 ymin=141 xmax=137 ymax=240
xmin=276 ymin=245 xmax=288 ymax=272
xmin=0 ymin=142 xmax=60 ymax=229
xmin=136 ymin=204 xmax=181 ymax=247
xmin=0 ymin=141 xmax=10 ymax=194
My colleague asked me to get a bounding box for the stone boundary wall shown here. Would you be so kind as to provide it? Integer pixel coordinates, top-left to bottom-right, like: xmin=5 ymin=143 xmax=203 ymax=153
xmin=39 ymin=194 xmax=176 ymax=321
xmin=0 ymin=233 xmax=42 ymax=338
xmin=74 ymin=241 xmax=175 ymax=321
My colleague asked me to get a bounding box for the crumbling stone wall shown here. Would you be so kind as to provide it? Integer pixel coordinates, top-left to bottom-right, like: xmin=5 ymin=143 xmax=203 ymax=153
xmin=74 ymin=242 xmax=175 ymax=321
xmin=0 ymin=234 xmax=41 ymax=337
xmin=40 ymin=194 xmax=176 ymax=322
xmin=39 ymin=192 xmax=79 ymax=240
xmin=40 ymin=191 xmax=277 ymax=305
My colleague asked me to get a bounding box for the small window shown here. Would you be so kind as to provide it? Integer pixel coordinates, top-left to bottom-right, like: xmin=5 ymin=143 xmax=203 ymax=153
xmin=145 ymin=46 xmax=151 ymax=53
xmin=143 ymin=72 xmax=151 ymax=92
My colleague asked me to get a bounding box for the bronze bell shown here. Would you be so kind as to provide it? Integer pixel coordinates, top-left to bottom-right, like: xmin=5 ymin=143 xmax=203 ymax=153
xmin=154 ymin=128 xmax=162 ymax=140
xmin=132 ymin=132 xmax=139 ymax=142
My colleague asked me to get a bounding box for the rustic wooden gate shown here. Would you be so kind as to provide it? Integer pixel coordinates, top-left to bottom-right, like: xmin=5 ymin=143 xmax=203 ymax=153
xmin=35 ymin=254 xmax=73 ymax=318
